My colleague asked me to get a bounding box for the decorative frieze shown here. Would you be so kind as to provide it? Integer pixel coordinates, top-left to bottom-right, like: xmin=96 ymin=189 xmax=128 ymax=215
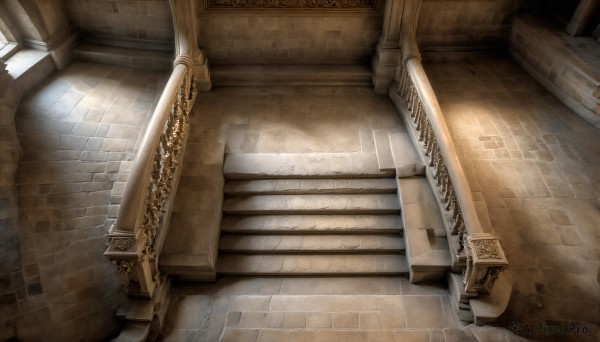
xmin=205 ymin=0 xmax=379 ymax=9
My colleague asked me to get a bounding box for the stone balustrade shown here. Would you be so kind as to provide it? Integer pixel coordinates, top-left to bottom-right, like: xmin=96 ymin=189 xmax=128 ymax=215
xmin=393 ymin=58 xmax=508 ymax=296
xmin=104 ymin=65 xmax=196 ymax=298
xmin=102 ymin=5 xmax=205 ymax=340
xmin=386 ymin=0 xmax=508 ymax=302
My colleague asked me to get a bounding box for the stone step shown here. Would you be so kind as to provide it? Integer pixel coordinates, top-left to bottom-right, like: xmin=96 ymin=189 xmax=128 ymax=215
xmin=224 ymin=153 xmax=393 ymax=179
xmin=222 ymin=194 xmax=401 ymax=215
xmin=220 ymin=215 xmax=403 ymax=234
xmin=389 ymin=132 xmax=426 ymax=177
xmin=216 ymin=254 xmax=408 ymax=275
xmin=398 ymin=177 xmax=451 ymax=284
xmin=218 ymin=234 xmax=405 ymax=254
xmin=374 ymin=130 xmax=395 ymax=171
xmin=74 ymin=42 xmax=172 ymax=70
xmin=224 ymin=178 xmax=397 ymax=195
xmin=211 ymin=63 xmax=372 ymax=86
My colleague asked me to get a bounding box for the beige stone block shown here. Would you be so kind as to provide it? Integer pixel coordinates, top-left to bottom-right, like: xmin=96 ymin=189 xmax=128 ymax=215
xmin=315 ymin=330 xmax=369 ymax=342
xmin=270 ymin=295 xmax=378 ymax=313
xmin=230 ymin=296 xmax=271 ymax=312
xmin=393 ymin=330 xmax=430 ymax=342
xmin=403 ymin=296 xmax=445 ymax=328
xmin=306 ymin=312 xmax=332 ymax=328
xmin=170 ymin=296 xmax=211 ymax=329
xmin=283 ymin=312 xmax=306 ymax=328
xmin=332 ymin=312 xmax=359 ymax=328
xmin=239 ymin=311 xmax=267 ymax=329
xmin=368 ymin=330 xmax=396 ymax=342
xmin=221 ymin=328 xmax=259 ymax=342
xmin=265 ymin=312 xmax=284 ymax=328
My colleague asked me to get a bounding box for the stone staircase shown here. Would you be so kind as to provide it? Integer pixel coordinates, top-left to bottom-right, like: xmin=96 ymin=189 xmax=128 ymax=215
xmin=216 ymin=152 xmax=409 ymax=276
xmin=373 ymin=130 xmax=452 ymax=283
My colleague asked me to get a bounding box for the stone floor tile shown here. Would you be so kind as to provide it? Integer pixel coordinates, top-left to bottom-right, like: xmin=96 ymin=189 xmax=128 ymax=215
xmin=555 ymin=227 xmax=582 ymax=246
xmin=393 ymin=330 xmax=430 ymax=342
xmin=403 ymin=296 xmax=445 ymax=328
xmin=283 ymin=312 xmax=307 ymax=328
xmin=270 ymin=295 xmax=379 ymax=312
xmin=332 ymin=312 xmax=359 ymax=328
xmin=369 ymin=330 xmax=396 ymax=342
xmin=221 ymin=328 xmax=260 ymax=342
xmin=226 ymin=311 xmax=242 ymax=328
xmin=166 ymin=295 xmax=210 ymax=329
xmin=160 ymin=329 xmax=202 ymax=342
xmin=229 ymin=295 xmax=271 ymax=312
xmin=380 ymin=312 xmax=406 ymax=329
xmin=239 ymin=311 xmax=267 ymax=329
xmin=360 ymin=312 xmax=382 ymax=329
xmin=257 ymin=329 xmax=315 ymax=342
xmin=314 ymin=330 xmax=369 ymax=342
xmin=265 ymin=312 xmax=284 ymax=328
xmin=306 ymin=312 xmax=332 ymax=329
xmin=443 ymin=328 xmax=474 ymax=342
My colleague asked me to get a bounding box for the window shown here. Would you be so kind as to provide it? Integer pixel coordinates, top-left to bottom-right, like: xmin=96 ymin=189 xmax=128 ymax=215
xmin=0 ymin=2 xmax=19 ymax=61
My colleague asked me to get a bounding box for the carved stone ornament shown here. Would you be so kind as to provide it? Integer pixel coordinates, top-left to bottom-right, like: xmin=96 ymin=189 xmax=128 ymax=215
xmin=114 ymin=259 xmax=135 ymax=275
xmin=107 ymin=237 xmax=136 ymax=252
xmin=206 ymin=0 xmax=379 ymax=9
xmin=472 ymin=239 xmax=502 ymax=260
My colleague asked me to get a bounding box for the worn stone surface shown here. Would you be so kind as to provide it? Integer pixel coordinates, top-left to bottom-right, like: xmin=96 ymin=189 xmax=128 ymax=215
xmin=509 ymin=16 xmax=600 ymax=127
xmin=64 ymin=0 xmax=174 ymax=44
xmin=219 ymin=234 xmax=404 ymax=253
xmin=196 ymin=9 xmax=383 ymax=64
xmin=426 ymin=54 xmax=600 ymax=341
xmin=7 ymin=62 xmax=167 ymax=340
xmin=418 ymin=0 xmax=518 ymax=48
xmin=161 ymin=277 xmax=457 ymax=341
xmin=224 ymin=178 xmax=397 ymax=195
xmin=221 ymin=214 xmax=403 ymax=234
xmin=223 ymin=193 xmax=401 ymax=214
xmin=217 ymin=254 xmax=408 ymax=275
xmin=224 ymin=152 xmax=393 ymax=179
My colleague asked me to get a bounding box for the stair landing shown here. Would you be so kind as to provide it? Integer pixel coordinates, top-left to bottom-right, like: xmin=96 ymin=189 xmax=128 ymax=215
xmin=160 ymin=276 xmax=469 ymax=342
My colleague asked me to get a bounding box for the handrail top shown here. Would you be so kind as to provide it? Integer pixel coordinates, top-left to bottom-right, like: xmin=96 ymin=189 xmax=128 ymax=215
xmin=404 ymin=59 xmax=484 ymax=234
xmin=114 ymin=64 xmax=189 ymax=233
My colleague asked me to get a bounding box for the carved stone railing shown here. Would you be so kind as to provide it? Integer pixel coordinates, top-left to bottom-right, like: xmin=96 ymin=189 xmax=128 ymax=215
xmin=389 ymin=0 xmax=508 ymax=300
xmin=102 ymin=1 xmax=210 ymax=338
xmin=104 ymin=65 xmax=196 ymax=298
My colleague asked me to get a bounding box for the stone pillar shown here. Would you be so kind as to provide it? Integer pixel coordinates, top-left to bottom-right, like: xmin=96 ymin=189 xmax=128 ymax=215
xmin=400 ymin=0 xmax=422 ymax=65
xmin=372 ymin=0 xmax=404 ymax=94
xmin=566 ymin=0 xmax=599 ymax=36
xmin=464 ymin=233 xmax=509 ymax=295
xmin=170 ymin=0 xmax=211 ymax=91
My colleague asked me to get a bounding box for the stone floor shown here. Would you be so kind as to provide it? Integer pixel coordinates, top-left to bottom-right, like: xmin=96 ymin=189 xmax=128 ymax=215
xmin=12 ymin=62 xmax=168 ymax=340
xmin=161 ymin=86 xmax=473 ymax=341
xmin=161 ymin=277 xmax=462 ymax=342
xmin=8 ymin=54 xmax=600 ymax=341
xmin=425 ymin=54 xmax=600 ymax=341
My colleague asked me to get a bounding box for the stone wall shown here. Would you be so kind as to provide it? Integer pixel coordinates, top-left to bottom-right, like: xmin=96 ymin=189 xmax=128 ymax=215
xmin=196 ymin=7 xmax=383 ymax=64
xmin=12 ymin=63 xmax=167 ymax=340
xmin=509 ymin=16 xmax=600 ymax=127
xmin=64 ymin=0 xmax=173 ymax=47
xmin=0 ymin=64 xmax=24 ymax=342
xmin=417 ymin=0 xmax=520 ymax=48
